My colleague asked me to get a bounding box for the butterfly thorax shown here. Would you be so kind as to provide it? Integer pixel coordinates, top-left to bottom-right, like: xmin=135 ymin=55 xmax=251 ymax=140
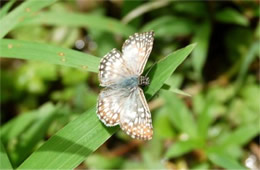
xmin=138 ymin=76 xmax=149 ymax=86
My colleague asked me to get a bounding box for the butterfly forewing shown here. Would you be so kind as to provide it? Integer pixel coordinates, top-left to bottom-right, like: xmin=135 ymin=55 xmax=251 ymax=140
xmin=122 ymin=31 xmax=154 ymax=75
xmin=119 ymin=88 xmax=153 ymax=140
xmin=99 ymin=48 xmax=133 ymax=86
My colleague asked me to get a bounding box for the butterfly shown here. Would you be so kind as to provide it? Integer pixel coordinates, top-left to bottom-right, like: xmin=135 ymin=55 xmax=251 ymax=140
xmin=97 ymin=31 xmax=154 ymax=140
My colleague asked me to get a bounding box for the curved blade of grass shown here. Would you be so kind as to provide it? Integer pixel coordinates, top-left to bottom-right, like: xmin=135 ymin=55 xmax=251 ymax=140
xmin=144 ymin=43 xmax=196 ymax=98
xmin=0 ymin=0 xmax=16 ymax=19
xmin=162 ymin=84 xmax=191 ymax=97
xmin=0 ymin=142 xmax=13 ymax=169
xmin=0 ymin=0 xmax=57 ymax=38
xmin=18 ymin=11 xmax=136 ymax=37
xmin=192 ymin=19 xmax=211 ymax=79
xmin=215 ymin=8 xmax=249 ymax=26
xmin=121 ymin=0 xmax=170 ymax=24
xmin=161 ymin=91 xmax=198 ymax=139
xmin=219 ymin=123 xmax=260 ymax=147
xmin=208 ymin=152 xmax=245 ymax=169
xmin=18 ymin=44 xmax=195 ymax=169
xmin=0 ymin=39 xmax=100 ymax=73
xmin=236 ymin=41 xmax=259 ymax=90
xmin=141 ymin=16 xmax=194 ymax=38
xmin=165 ymin=139 xmax=200 ymax=159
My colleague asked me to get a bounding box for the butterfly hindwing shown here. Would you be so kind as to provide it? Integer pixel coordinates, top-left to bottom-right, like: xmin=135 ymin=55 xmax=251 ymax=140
xmin=97 ymin=88 xmax=128 ymax=126
xmin=119 ymin=87 xmax=153 ymax=140
xmin=98 ymin=48 xmax=132 ymax=87
xmin=122 ymin=31 xmax=154 ymax=75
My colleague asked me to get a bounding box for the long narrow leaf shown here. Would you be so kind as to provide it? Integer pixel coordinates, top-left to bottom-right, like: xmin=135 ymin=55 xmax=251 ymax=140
xmin=192 ymin=19 xmax=211 ymax=78
xmin=208 ymin=152 xmax=245 ymax=169
xmin=0 ymin=0 xmax=16 ymax=19
xmin=165 ymin=139 xmax=199 ymax=159
xmin=18 ymin=11 xmax=136 ymax=37
xmin=144 ymin=44 xmax=196 ymax=98
xmin=0 ymin=39 xmax=100 ymax=73
xmin=0 ymin=142 xmax=13 ymax=169
xmin=0 ymin=0 xmax=57 ymax=38
xmin=19 ymin=44 xmax=196 ymax=169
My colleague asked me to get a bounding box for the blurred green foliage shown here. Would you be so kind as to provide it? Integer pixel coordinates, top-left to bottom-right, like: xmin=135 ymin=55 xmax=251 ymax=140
xmin=0 ymin=0 xmax=259 ymax=169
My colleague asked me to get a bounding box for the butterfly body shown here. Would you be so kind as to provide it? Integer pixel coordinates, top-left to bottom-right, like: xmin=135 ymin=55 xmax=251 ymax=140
xmin=115 ymin=76 xmax=139 ymax=89
xmin=97 ymin=31 xmax=154 ymax=140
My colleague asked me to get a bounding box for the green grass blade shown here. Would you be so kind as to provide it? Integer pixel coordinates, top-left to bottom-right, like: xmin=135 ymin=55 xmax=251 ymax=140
xmin=164 ymin=139 xmax=200 ymax=159
xmin=192 ymin=20 xmax=211 ymax=79
xmin=208 ymin=152 xmax=245 ymax=169
xmin=220 ymin=123 xmax=260 ymax=147
xmin=18 ymin=107 xmax=118 ymax=169
xmin=162 ymin=91 xmax=198 ymax=139
xmin=0 ymin=39 xmax=100 ymax=73
xmin=215 ymin=8 xmax=249 ymax=26
xmin=141 ymin=16 xmax=194 ymax=38
xmin=0 ymin=112 xmax=37 ymax=142
xmin=0 ymin=0 xmax=16 ymax=19
xmin=145 ymin=43 xmax=196 ymax=98
xmin=0 ymin=142 xmax=13 ymax=169
xmin=162 ymin=84 xmax=191 ymax=97
xmin=197 ymin=98 xmax=214 ymax=142
xmin=18 ymin=44 xmax=195 ymax=169
xmin=0 ymin=0 xmax=57 ymax=38
xmin=18 ymin=11 xmax=136 ymax=37
xmin=236 ymin=41 xmax=259 ymax=90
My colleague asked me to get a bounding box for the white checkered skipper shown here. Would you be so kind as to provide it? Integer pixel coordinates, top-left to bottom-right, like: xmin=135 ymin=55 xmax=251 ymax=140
xmin=97 ymin=31 xmax=154 ymax=140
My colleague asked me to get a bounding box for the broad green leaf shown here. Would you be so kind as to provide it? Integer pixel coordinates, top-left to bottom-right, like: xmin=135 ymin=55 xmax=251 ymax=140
xmin=0 ymin=39 xmax=100 ymax=73
xmin=165 ymin=139 xmax=200 ymax=159
xmin=0 ymin=142 xmax=13 ymax=169
xmin=0 ymin=0 xmax=16 ymax=19
xmin=215 ymin=8 xmax=249 ymax=26
xmin=208 ymin=152 xmax=245 ymax=169
xmin=18 ymin=11 xmax=135 ymax=37
xmin=19 ymin=44 xmax=196 ymax=169
xmin=192 ymin=19 xmax=211 ymax=78
xmin=0 ymin=0 xmax=57 ymax=38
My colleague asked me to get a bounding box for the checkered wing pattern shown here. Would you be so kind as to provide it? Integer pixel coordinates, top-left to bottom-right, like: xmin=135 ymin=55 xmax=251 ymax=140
xmin=97 ymin=88 xmax=128 ymax=126
xmin=98 ymin=48 xmax=132 ymax=87
xmin=122 ymin=31 xmax=154 ymax=75
xmin=119 ymin=88 xmax=153 ymax=140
